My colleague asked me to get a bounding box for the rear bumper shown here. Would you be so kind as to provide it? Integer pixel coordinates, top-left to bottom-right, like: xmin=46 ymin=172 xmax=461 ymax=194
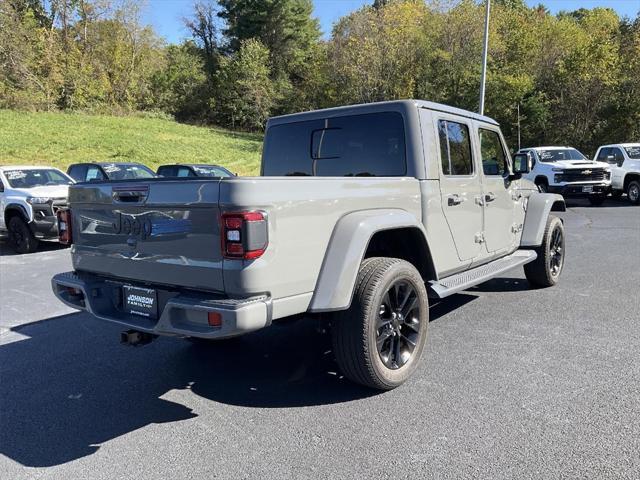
xmin=51 ymin=271 xmax=272 ymax=339
xmin=548 ymin=183 xmax=610 ymax=196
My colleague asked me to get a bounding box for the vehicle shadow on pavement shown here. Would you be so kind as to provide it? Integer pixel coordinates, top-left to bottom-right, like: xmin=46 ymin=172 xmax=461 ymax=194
xmin=0 ymin=240 xmax=68 ymax=257
xmin=0 ymin=313 xmax=371 ymax=467
xmin=429 ymin=293 xmax=477 ymax=319
xmin=470 ymin=277 xmax=531 ymax=293
xmin=0 ymin=294 xmax=472 ymax=468
xmin=564 ymin=197 xmax=635 ymax=208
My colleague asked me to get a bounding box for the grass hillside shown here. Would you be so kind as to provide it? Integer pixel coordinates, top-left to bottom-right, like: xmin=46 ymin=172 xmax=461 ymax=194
xmin=0 ymin=110 xmax=263 ymax=176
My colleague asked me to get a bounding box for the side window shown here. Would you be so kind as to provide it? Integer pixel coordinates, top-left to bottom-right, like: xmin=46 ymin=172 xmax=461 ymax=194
xmin=177 ymin=167 xmax=194 ymax=177
xmin=157 ymin=166 xmax=175 ymax=177
xmin=613 ymin=148 xmax=625 ymax=167
xmin=596 ymin=147 xmax=610 ymax=162
xmin=438 ymin=120 xmax=473 ymax=176
xmin=479 ymin=129 xmax=507 ymax=176
xmin=86 ymin=166 xmax=105 ymax=181
xmin=0 ymin=178 xmax=4 ymax=192
xmin=68 ymin=165 xmax=87 ymax=182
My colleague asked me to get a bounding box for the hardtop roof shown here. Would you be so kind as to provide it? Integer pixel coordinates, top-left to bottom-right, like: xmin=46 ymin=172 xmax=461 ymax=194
xmin=267 ymin=99 xmax=499 ymax=127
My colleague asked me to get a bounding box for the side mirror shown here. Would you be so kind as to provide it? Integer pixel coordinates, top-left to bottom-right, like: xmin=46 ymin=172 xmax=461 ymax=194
xmin=511 ymin=153 xmax=531 ymax=179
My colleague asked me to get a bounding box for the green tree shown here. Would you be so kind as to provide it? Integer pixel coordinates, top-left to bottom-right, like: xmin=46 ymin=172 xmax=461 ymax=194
xmin=601 ymin=16 xmax=640 ymax=146
xmin=217 ymin=0 xmax=321 ymax=114
xmin=184 ymin=1 xmax=221 ymax=80
xmin=0 ymin=0 xmax=62 ymax=109
xmin=218 ymin=0 xmax=319 ymax=76
xmin=328 ymin=0 xmax=431 ymax=104
xmin=214 ymin=38 xmax=276 ymax=130
xmin=150 ymin=41 xmax=209 ymax=120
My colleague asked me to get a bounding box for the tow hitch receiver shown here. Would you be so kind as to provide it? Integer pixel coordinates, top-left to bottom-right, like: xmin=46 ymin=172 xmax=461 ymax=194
xmin=120 ymin=329 xmax=156 ymax=346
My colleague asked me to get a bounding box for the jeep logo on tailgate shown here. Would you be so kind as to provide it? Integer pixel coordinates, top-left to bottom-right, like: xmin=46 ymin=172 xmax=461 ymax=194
xmin=113 ymin=212 xmax=153 ymax=239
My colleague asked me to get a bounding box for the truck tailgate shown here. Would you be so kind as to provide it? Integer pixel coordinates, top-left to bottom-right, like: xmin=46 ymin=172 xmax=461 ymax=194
xmin=69 ymin=180 xmax=224 ymax=292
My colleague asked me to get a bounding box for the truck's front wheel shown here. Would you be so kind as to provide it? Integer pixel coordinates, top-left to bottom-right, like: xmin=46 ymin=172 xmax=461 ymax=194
xmin=524 ymin=215 xmax=565 ymax=287
xmin=8 ymin=216 xmax=39 ymax=254
xmin=331 ymin=257 xmax=429 ymax=390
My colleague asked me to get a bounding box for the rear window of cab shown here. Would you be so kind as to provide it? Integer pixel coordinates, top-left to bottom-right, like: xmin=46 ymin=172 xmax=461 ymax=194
xmin=262 ymin=112 xmax=406 ymax=177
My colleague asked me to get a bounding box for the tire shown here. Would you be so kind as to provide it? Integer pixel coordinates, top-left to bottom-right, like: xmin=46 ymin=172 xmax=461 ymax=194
xmin=588 ymin=194 xmax=606 ymax=206
xmin=627 ymin=180 xmax=640 ymax=205
xmin=331 ymin=257 xmax=429 ymax=390
xmin=524 ymin=215 xmax=565 ymax=288
xmin=8 ymin=216 xmax=39 ymax=254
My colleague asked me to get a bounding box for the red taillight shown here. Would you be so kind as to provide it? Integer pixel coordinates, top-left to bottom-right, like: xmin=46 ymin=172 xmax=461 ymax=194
xmin=207 ymin=312 xmax=222 ymax=327
xmin=57 ymin=209 xmax=72 ymax=245
xmin=221 ymin=211 xmax=268 ymax=260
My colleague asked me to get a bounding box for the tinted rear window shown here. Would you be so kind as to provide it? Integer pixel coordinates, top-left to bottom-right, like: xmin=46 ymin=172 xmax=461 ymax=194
xmin=262 ymin=112 xmax=406 ymax=177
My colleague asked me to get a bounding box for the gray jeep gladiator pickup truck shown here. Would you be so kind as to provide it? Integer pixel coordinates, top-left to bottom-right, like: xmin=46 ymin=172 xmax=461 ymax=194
xmin=52 ymin=100 xmax=566 ymax=390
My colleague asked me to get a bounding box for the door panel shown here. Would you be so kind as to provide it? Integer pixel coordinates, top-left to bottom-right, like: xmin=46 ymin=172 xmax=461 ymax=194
xmin=477 ymin=126 xmax=516 ymax=254
xmin=598 ymin=147 xmax=624 ymax=189
xmin=612 ymin=148 xmax=625 ymax=189
xmin=435 ymin=117 xmax=483 ymax=262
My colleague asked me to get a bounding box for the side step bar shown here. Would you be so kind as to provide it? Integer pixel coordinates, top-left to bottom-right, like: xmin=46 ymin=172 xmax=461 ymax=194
xmin=428 ymin=250 xmax=537 ymax=299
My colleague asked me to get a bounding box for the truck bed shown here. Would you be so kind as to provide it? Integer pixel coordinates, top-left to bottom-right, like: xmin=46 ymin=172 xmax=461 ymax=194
xmin=68 ymin=176 xmax=422 ymax=319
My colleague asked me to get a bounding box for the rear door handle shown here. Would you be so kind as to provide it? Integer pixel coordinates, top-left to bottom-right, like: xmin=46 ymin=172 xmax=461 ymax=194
xmin=485 ymin=193 xmax=496 ymax=202
xmin=448 ymin=194 xmax=465 ymax=206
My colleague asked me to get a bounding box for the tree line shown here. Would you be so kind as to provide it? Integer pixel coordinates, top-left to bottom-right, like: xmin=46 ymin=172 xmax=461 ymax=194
xmin=1 ymin=0 xmax=638 ymax=155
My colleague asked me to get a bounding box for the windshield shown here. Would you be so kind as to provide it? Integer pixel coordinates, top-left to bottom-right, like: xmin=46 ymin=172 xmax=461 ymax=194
xmin=538 ymin=148 xmax=587 ymax=162
xmin=102 ymin=164 xmax=155 ymax=180
xmin=192 ymin=166 xmax=233 ymax=177
xmin=624 ymin=146 xmax=640 ymax=159
xmin=3 ymin=169 xmax=72 ymax=188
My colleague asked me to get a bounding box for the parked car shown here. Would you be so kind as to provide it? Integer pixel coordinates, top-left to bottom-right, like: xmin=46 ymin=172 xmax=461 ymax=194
xmin=516 ymin=146 xmax=611 ymax=205
xmin=0 ymin=166 xmax=74 ymax=253
xmin=52 ymin=100 xmax=566 ymax=390
xmin=67 ymin=162 xmax=156 ymax=182
xmin=157 ymin=164 xmax=234 ymax=178
xmin=593 ymin=143 xmax=640 ymax=205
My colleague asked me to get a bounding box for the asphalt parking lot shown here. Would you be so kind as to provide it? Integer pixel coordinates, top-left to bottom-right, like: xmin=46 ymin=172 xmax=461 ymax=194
xmin=1 ymin=198 xmax=639 ymax=479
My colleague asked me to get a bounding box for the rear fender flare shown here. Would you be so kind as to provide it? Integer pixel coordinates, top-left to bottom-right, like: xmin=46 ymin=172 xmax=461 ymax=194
xmin=520 ymin=193 xmax=565 ymax=247
xmin=308 ymin=209 xmax=427 ymax=312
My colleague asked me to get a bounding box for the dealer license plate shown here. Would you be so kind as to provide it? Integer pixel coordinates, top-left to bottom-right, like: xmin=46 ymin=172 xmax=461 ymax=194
xmin=582 ymin=186 xmax=594 ymax=193
xmin=123 ymin=285 xmax=157 ymax=319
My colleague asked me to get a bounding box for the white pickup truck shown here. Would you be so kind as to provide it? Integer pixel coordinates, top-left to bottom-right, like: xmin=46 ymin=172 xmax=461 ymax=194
xmin=0 ymin=166 xmax=74 ymax=253
xmin=517 ymin=146 xmax=611 ymax=205
xmin=52 ymin=100 xmax=567 ymax=390
xmin=593 ymin=143 xmax=640 ymax=205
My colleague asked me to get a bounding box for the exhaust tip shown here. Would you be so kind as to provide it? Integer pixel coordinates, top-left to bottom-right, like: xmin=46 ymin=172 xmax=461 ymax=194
xmin=120 ymin=329 xmax=155 ymax=346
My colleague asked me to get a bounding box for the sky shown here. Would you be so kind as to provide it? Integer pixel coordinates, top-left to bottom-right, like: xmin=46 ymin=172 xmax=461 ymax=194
xmin=142 ymin=0 xmax=640 ymax=44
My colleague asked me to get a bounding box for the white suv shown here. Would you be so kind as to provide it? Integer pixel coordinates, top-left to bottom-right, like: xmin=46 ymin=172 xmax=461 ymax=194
xmin=0 ymin=166 xmax=74 ymax=253
xmin=593 ymin=143 xmax=640 ymax=205
xmin=517 ymin=146 xmax=611 ymax=205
